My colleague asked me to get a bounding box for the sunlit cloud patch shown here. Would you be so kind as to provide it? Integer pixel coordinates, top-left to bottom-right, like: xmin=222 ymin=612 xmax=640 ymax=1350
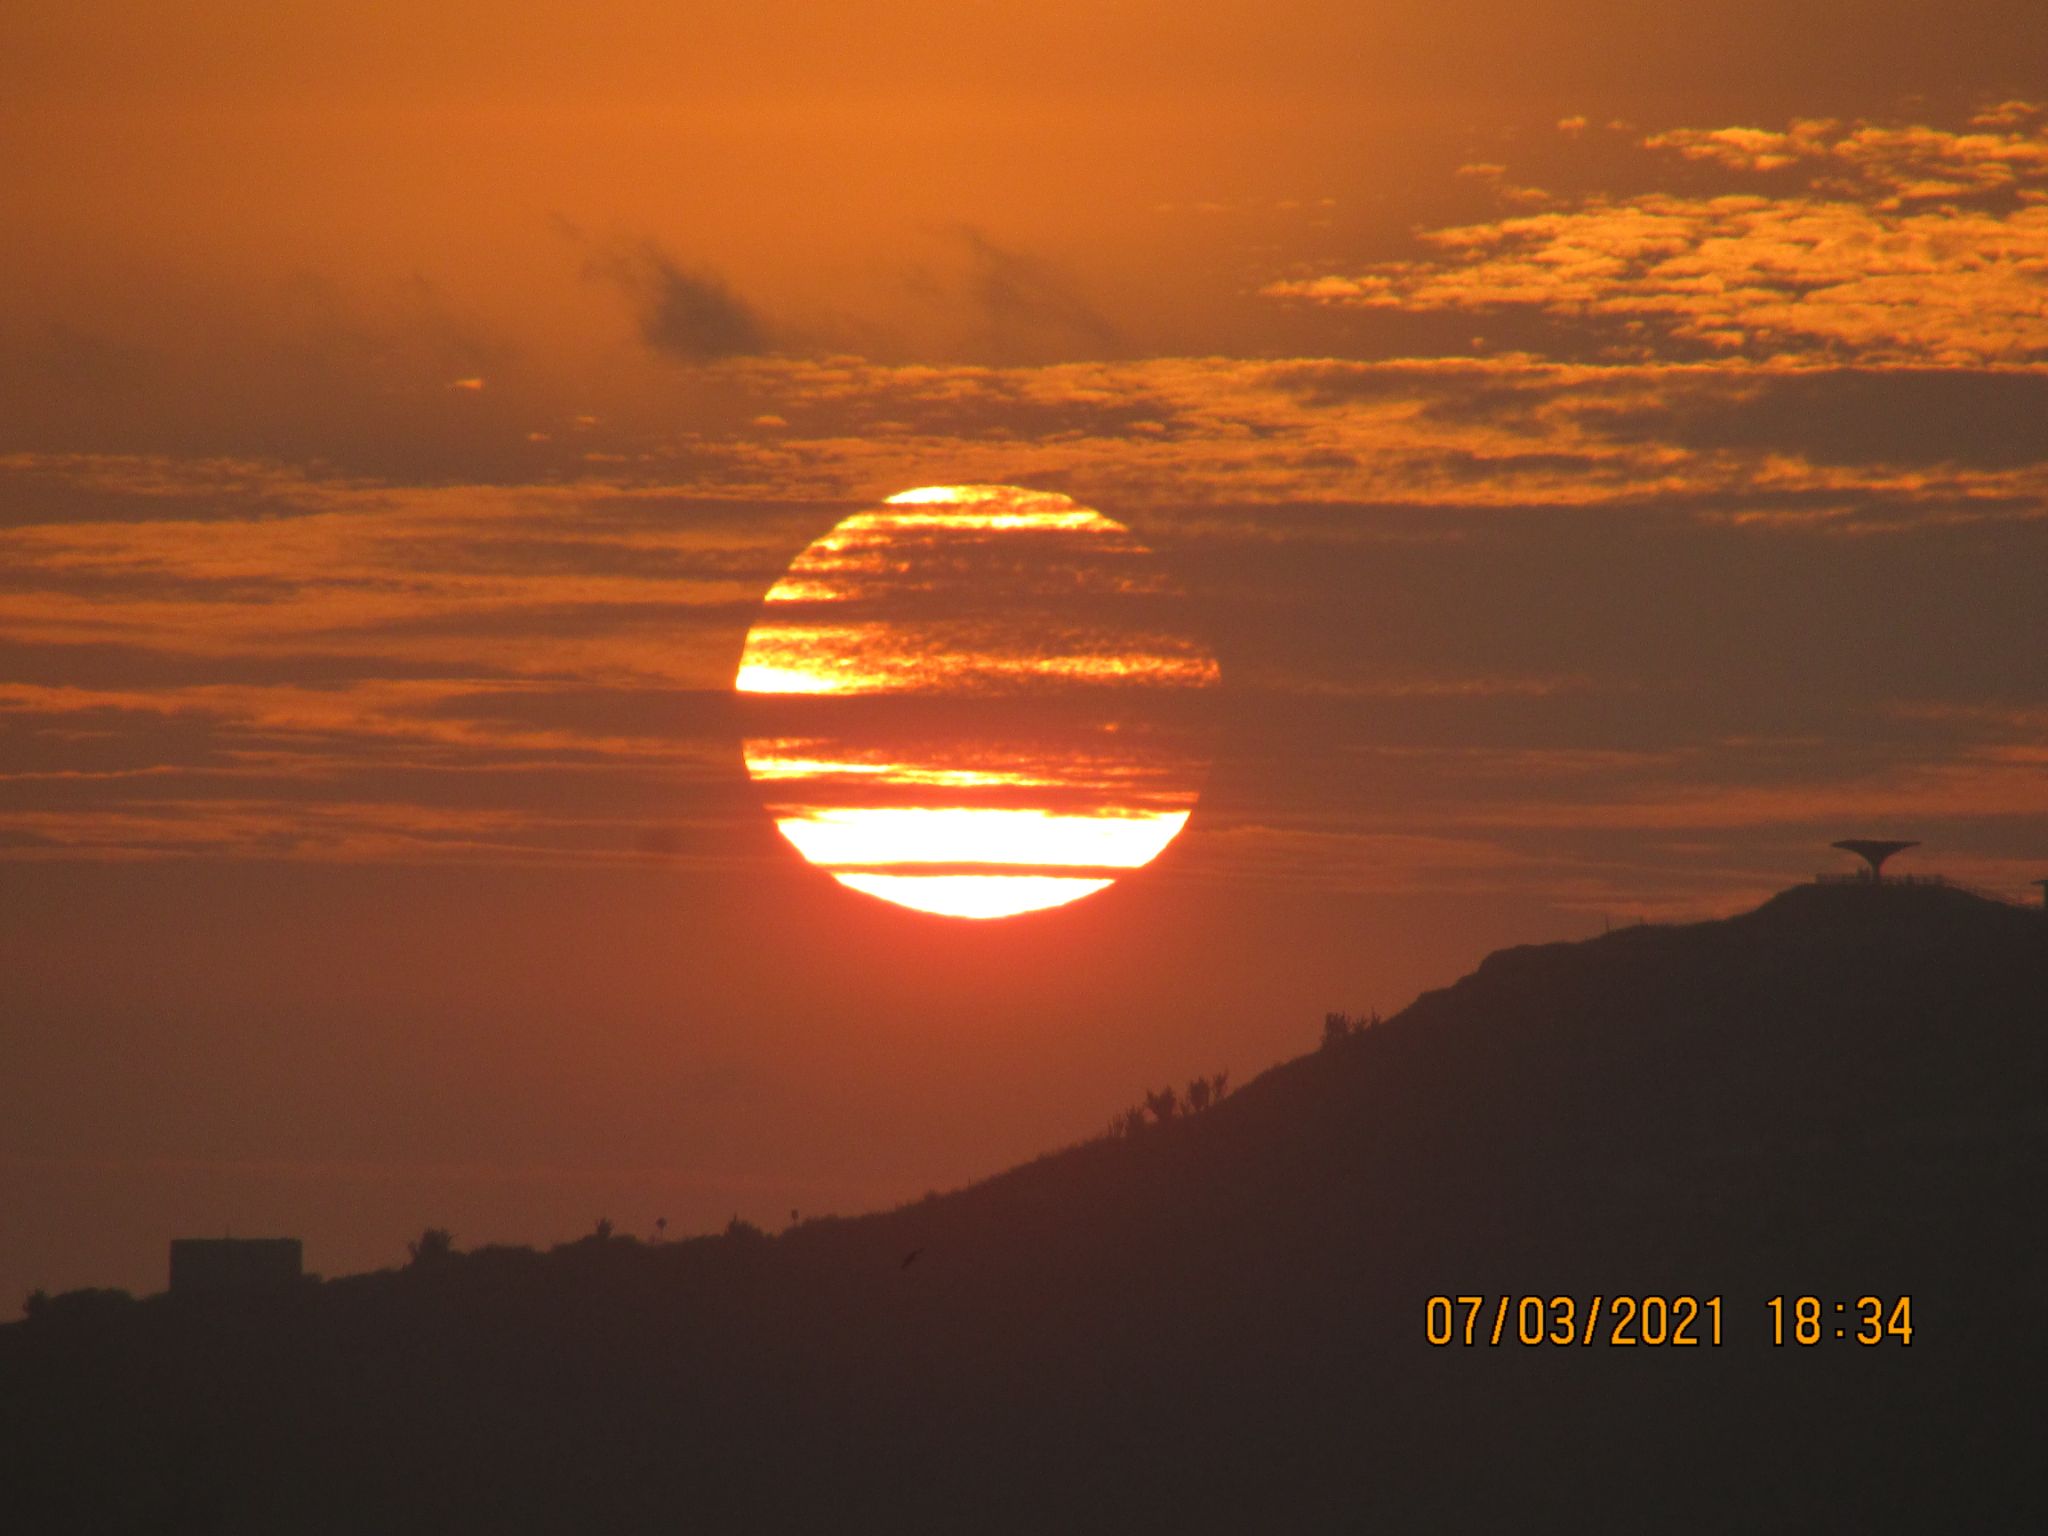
xmin=1263 ymin=105 xmax=2048 ymax=367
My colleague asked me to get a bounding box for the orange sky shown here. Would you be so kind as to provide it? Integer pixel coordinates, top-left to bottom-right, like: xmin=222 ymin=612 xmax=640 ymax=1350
xmin=4 ymin=1 xmax=2046 ymax=1305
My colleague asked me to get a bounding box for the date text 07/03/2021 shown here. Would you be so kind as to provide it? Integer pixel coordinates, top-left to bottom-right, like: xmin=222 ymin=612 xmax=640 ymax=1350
xmin=1424 ymin=1295 xmax=1915 ymax=1347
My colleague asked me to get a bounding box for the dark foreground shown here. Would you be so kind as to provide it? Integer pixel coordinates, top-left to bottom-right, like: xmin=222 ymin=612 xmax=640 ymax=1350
xmin=5 ymin=882 xmax=2043 ymax=1533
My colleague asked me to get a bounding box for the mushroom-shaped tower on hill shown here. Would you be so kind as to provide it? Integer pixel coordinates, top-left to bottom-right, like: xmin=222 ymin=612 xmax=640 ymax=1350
xmin=1831 ymin=838 xmax=1920 ymax=881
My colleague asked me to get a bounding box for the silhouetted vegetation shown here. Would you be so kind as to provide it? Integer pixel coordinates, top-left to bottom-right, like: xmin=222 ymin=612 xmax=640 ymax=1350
xmin=4 ymin=882 xmax=2041 ymax=1532
xmin=1110 ymin=1069 xmax=1230 ymax=1138
xmin=19 ymin=1286 xmax=135 ymax=1327
xmin=406 ymin=1227 xmax=455 ymax=1268
xmin=1320 ymin=1009 xmax=1381 ymax=1048
xmin=1185 ymin=1070 xmax=1229 ymax=1113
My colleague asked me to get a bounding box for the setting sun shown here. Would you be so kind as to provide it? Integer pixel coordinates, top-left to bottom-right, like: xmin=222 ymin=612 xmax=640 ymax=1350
xmin=736 ymin=485 xmax=1217 ymax=917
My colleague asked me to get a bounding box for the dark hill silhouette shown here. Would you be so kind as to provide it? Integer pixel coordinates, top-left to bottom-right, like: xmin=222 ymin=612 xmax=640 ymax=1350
xmin=4 ymin=882 xmax=2042 ymax=1533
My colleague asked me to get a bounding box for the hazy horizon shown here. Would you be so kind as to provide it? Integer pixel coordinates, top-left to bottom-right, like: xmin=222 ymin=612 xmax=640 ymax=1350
xmin=6 ymin=1 xmax=2047 ymax=1309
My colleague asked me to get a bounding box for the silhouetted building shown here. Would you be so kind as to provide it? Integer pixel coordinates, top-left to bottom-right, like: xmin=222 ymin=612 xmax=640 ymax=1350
xmin=168 ymin=1238 xmax=302 ymax=1296
xmin=1830 ymin=839 xmax=1919 ymax=881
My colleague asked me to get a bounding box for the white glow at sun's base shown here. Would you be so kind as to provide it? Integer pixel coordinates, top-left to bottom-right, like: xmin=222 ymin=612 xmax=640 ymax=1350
xmin=831 ymin=872 xmax=1116 ymax=919
xmin=773 ymin=807 xmax=1190 ymax=870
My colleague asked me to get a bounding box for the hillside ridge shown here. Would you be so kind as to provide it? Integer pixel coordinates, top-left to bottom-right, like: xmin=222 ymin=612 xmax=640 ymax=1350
xmin=4 ymin=880 xmax=2042 ymax=1533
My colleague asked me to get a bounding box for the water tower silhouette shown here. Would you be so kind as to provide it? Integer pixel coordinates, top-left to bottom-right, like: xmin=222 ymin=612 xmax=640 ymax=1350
xmin=1831 ymin=839 xmax=1918 ymax=881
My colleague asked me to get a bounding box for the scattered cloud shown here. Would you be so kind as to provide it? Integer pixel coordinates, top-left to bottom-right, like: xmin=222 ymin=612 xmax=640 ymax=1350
xmin=0 ymin=274 xmax=522 ymax=480
xmin=1264 ymin=106 xmax=2048 ymax=367
xmin=893 ymin=227 xmax=1124 ymax=365
xmin=572 ymin=233 xmax=776 ymax=363
xmin=960 ymin=227 xmax=1119 ymax=354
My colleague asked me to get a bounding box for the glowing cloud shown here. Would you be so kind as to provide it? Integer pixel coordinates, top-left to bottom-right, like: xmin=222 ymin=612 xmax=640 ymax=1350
xmin=1262 ymin=107 xmax=2048 ymax=366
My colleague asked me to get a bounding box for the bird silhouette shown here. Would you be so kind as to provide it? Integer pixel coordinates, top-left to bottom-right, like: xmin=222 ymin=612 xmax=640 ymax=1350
xmin=900 ymin=1248 xmax=923 ymax=1269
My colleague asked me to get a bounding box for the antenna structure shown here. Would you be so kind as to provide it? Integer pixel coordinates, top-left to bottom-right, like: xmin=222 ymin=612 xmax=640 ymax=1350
xmin=1830 ymin=839 xmax=1919 ymax=882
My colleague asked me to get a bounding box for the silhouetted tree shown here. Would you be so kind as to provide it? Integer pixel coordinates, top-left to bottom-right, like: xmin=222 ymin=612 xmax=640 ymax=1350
xmin=1118 ymin=1105 xmax=1149 ymax=1138
xmin=1212 ymin=1068 xmax=1230 ymax=1100
xmin=1186 ymin=1076 xmax=1213 ymax=1114
xmin=725 ymin=1214 xmax=765 ymax=1241
xmin=654 ymin=1216 xmax=668 ymax=1242
xmin=1322 ymin=1012 xmax=1353 ymax=1049
xmin=593 ymin=1217 xmax=615 ymax=1242
xmin=22 ymin=1288 xmax=47 ymax=1322
xmin=1145 ymin=1085 xmax=1179 ymax=1123
xmin=407 ymin=1227 xmax=455 ymax=1268
xmin=32 ymin=1287 xmax=135 ymax=1324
